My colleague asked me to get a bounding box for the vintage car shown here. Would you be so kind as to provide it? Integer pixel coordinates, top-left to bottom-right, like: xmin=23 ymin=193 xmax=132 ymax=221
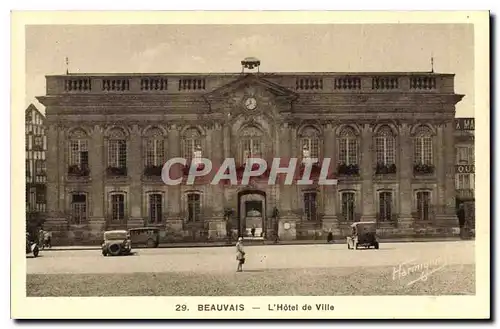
xmin=101 ymin=230 xmax=132 ymax=256
xmin=26 ymin=233 xmax=40 ymax=257
xmin=128 ymin=227 xmax=160 ymax=248
xmin=347 ymin=221 xmax=379 ymax=250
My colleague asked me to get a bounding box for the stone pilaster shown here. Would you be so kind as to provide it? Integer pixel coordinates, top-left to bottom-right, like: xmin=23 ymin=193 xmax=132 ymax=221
xmin=127 ymin=124 xmax=144 ymax=227
xmin=398 ymin=123 xmax=414 ymax=227
xmin=57 ymin=127 xmax=66 ymax=213
xmin=207 ymin=123 xmax=225 ymax=240
xmin=361 ymin=124 xmax=375 ymax=221
xmin=45 ymin=124 xmax=59 ymax=217
xmin=279 ymin=123 xmax=292 ymax=212
xmin=43 ymin=124 xmax=68 ymax=239
xmin=322 ymin=122 xmax=339 ymax=232
xmin=223 ymin=122 xmax=230 ymax=160
xmin=277 ymin=123 xmax=298 ymax=240
xmin=167 ymin=125 xmax=181 ymax=220
xmin=89 ymin=125 xmax=106 ymax=236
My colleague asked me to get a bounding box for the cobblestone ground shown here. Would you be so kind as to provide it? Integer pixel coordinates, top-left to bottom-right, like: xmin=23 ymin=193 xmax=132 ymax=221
xmin=26 ymin=241 xmax=475 ymax=296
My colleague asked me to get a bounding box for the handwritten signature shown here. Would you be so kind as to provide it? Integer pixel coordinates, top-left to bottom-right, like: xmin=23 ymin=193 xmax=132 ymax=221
xmin=392 ymin=257 xmax=448 ymax=286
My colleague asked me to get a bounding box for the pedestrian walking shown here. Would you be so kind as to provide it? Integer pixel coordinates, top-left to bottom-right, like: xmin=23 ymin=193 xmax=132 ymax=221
xmin=327 ymin=229 xmax=334 ymax=243
xmin=44 ymin=230 xmax=52 ymax=248
xmin=38 ymin=228 xmax=45 ymax=249
xmin=236 ymin=237 xmax=245 ymax=272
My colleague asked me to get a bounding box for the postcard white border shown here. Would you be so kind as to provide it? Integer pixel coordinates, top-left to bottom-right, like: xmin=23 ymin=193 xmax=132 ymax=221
xmin=11 ymin=10 xmax=490 ymax=319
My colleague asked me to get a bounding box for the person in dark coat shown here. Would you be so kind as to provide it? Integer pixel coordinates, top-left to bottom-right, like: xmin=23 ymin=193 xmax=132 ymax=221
xmin=235 ymin=237 xmax=245 ymax=272
xmin=457 ymin=204 xmax=466 ymax=238
xmin=327 ymin=229 xmax=334 ymax=243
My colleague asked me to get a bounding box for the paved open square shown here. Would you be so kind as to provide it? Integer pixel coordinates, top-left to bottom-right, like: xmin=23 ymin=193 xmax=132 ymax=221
xmin=26 ymin=241 xmax=475 ymax=296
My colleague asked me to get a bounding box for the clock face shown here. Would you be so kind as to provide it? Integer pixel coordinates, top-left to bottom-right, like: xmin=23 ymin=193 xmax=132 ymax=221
xmin=244 ymin=97 xmax=257 ymax=110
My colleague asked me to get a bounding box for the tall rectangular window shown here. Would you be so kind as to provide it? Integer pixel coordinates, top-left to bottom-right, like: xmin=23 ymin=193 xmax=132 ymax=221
xmin=341 ymin=192 xmax=356 ymax=222
xmin=71 ymin=194 xmax=87 ymax=224
xmin=69 ymin=140 xmax=89 ymax=168
xmin=145 ymin=140 xmax=165 ymax=167
xmin=111 ymin=194 xmax=125 ymax=221
xmin=304 ymin=192 xmax=318 ymax=221
xmin=378 ymin=191 xmax=393 ymax=221
xmin=416 ymin=191 xmax=431 ymax=221
xmin=148 ymin=194 xmax=162 ymax=223
xmin=187 ymin=193 xmax=201 ymax=222
xmin=108 ymin=140 xmax=127 ymax=168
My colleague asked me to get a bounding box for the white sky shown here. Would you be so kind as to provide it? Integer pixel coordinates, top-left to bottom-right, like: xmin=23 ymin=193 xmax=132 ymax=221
xmin=26 ymin=24 xmax=474 ymax=117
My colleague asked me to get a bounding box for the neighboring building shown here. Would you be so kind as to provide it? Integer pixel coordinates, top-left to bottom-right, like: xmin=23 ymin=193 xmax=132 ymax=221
xmin=25 ymin=104 xmax=47 ymax=235
xmin=37 ymin=60 xmax=464 ymax=245
xmin=454 ymin=117 xmax=475 ymax=229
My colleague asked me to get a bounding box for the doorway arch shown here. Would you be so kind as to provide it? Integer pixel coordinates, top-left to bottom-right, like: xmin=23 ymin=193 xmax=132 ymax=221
xmin=237 ymin=189 xmax=267 ymax=238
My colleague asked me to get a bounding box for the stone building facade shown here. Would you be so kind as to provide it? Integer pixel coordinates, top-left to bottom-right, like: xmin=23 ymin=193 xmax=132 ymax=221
xmin=37 ymin=67 xmax=464 ymax=245
xmin=454 ymin=118 xmax=475 ymax=229
xmin=25 ymin=104 xmax=47 ymax=236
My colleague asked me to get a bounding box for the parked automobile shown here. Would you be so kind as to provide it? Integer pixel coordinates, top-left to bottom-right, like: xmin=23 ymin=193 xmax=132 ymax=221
xmin=101 ymin=230 xmax=132 ymax=256
xmin=128 ymin=227 xmax=160 ymax=248
xmin=347 ymin=221 xmax=379 ymax=250
xmin=26 ymin=233 xmax=40 ymax=257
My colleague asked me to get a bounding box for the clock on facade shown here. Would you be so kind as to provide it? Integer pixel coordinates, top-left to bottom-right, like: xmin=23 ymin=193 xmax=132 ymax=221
xmin=244 ymin=97 xmax=257 ymax=110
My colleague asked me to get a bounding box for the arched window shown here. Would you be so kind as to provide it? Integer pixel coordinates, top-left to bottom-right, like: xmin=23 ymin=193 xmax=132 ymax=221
xmin=375 ymin=126 xmax=396 ymax=165
xmin=299 ymin=126 xmax=320 ymax=159
xmin=144 ymin=127 xmax=165 ymax=175
xmin=338 ymin=127 xmax=359 ymax=165
xmin=240 ymin=126 xmax=263 ymax=163
xmin=182 ymin=128 xmax=202 ymax=160
xmin=413 ymin=126 xmax=433 ymax=165
xmin=106 ymin=127 xmax=128 ymax=176
xmin=70 ymin=192 xmax=88 ymax=224
xmin=68 ymin=129 xmax=89 ymax=177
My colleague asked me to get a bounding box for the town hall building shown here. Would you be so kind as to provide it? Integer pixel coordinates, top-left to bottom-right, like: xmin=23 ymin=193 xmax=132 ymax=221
xmin=37 ymin=58 xmax=464 ymax=245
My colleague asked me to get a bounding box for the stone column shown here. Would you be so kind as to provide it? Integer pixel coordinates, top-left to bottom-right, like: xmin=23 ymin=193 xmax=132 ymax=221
xmin=322 ymin=122 xmax=339 ymax=233
xmin=127 ymin=124 xmax=143 ymax=228
xmin=166 ymin=125 xmax=183 ymax=235
xmin=398 ymin=123 xmax=414 ymax=228
xmin=88 ymin=125 xmax=106 ymax=242
xmin=361 ymin=124 xmax=375 ymax=221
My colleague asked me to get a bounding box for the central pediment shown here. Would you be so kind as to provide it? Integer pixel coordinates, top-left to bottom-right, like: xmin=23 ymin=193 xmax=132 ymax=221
xmin=203 ymin=74 xmax=298 ymax=102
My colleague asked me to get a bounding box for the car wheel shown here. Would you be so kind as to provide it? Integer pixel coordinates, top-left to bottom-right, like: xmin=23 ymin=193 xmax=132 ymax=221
xmin=108 ymin=243 xmax=122 ymax=256
xmin=32 ymin=246 xmax=39 ymax=258
xmin=146 ymin=239 xmax=156 ymax=248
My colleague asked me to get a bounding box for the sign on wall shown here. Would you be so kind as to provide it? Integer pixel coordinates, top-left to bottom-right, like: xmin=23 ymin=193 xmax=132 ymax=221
xmin=455 ymin=165 xmax=475 ymax=173
xmin=455 ymin=118 xmax=475 ymax=131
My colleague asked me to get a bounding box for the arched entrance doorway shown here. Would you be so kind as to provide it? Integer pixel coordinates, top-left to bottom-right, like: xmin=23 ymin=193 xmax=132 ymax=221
xmin=237 ymin=189 xmax=266 ymax=238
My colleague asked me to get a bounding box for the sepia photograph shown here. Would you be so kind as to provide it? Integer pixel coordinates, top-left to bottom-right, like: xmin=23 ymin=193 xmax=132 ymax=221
xmin=11 ymin=11 xmax=490 ymax=319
